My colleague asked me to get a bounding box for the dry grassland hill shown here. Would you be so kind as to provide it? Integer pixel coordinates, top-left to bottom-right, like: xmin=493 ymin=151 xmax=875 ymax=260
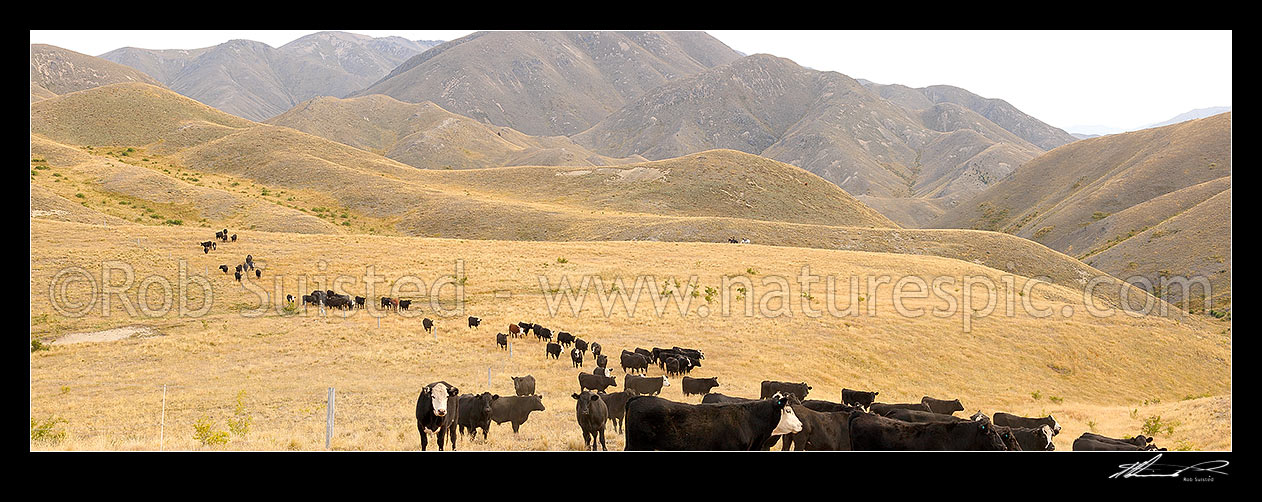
xmin=30 ymin=83 xmax=1171 ymax=316
xmin=28 ymin=219 xmax=1231 ymax=451
xmin=100 ymin=32 xmax=440 ymax=121
xmin=30 ymin=44 xmax=164 ymax=97
xmin=265 ymin=94 xmax=646 ymax=169
xmin=353 ymin=31 xmax=744 ymax=137
xmin=572 ymin=55 xmax=1047 ymax=227
xmin=935 ymin=113 xmax=1232 ymax=311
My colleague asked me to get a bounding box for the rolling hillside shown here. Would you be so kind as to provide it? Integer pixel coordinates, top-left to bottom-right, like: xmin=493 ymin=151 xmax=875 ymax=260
xmin=100 ymin=32 xmax=440 ymax=121
xmin=935 ymin=113 xmax=1232 ymax=310
xmin=265 ymin=94 xmax=644 ymax=169
xmin=353 ymin=31 xmax=744 ymax=136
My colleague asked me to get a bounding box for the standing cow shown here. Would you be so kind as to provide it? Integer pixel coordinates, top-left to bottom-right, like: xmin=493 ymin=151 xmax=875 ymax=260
xmin=456 ymin=392 xmax=500 ymax=441
xmin=415 ymin=381 xmax=461 ymax=451
xmin=573 ymin=391 xmax=609 ymax=451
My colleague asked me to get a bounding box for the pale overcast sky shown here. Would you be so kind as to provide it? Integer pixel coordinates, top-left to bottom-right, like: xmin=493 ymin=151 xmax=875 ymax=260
xmin=30 ymin=30 xmax=1231 ymax=133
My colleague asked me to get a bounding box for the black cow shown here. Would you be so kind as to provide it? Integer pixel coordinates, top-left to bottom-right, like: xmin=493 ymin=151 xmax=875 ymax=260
xmin=1078 ymin=432 xmax=1155 ymax=449
xmin=681 ymin=376 xmax=719 ymax=396
xmin=381 ymin=297 xmax=394 ymax=309
xmin=634 ymin=348 xmax=653 ymax=364
xmin=760 ymin=381 xmax=810 ymax=401
xmin=993 ymin=412 xmax=1062 ymax=436
xmin=219 ymin=265 xmax=229 ymax=273
xmin=620 ymin=351 xmax=649 ymax=374
xmin=510 ymin=375 xmax=536 ymax=396
xmin=546 ymin=342 xmax=562 ymax=359
xmin=665 ymin=357 xmax=682 ymax=377
xmin=517 ymin=322 xmax=534 ymax=336
xmin=496 ymin=333 xmax=509 ymax=350
xmin=625 ymin=393 xmax=803 ymax=450
xmin=557 ymin=331 xmax=575 ymax=347
xmin=489 ymin=395 xmax=546 ymax=434
xmin=885 ymin=408 xmax=968 ymax=424
xmin=231 ymin=234 xmax=237 ymax=242
xmin=415 ymin=381 xmax=460 ymax=451
xmin=423 ymin=318 xmax=434 ymax=333
xmin=842 ymin=388 xmax=879 ymax=409
xmin=398 ymin=299 xmax=411 ymax=310
xmin=922 ymin=396 xmax=964 ymax=415
xmin=456 ymin=392 xmax=500 ymax=441
xmin=573 ymin=338 xmax=588 ymax=355
xmin=870 ymin=402 xmax=932 ymax=415
xmin=591 ymin=342 xmax=602 ymax=357
xmin=234 ymin=271 xmax=242 ymax=282
xmin=325 ymin=295 xmax=353 ymax=310
xmin=255 ymin=269 xmax=261 ymax=279
xmin=849 ymin=412 xmax=1009 ymax=451
xmin=1006 ymin=425 xmax=1056 ymax=451
xmin=802 ymin=399 xmax=863 ymax=413
xmin=354 ymin=296 xmax=366 ymax=309
xmin=672 ymin=346 xmax=704 ymax=362
xmin=597 ymin=390 xmax=636 ymax=433
xmin=578 ymin=370 xmax=617 ymax=393
xmin=625 ymin=375 xmax=670 ymax=396
xmin=570 ymin=348 xmax=584 ymax=368
xmin=595 ymin=354 xmax=608 ymax=369
xmin=468 ymin=316 xmax=481 ymax=328
xmin=573 ymin=390 xmax=609 ymax=451
xmin=301 ymin=295 xmax=316 ymax=306
xmin=535 ymin=327 xmax=552 ymax=341
xmin=286 ymin=295 xmax=294 ymax=304
xmin=701 ymin=393 xmax=754 ymax=404
xmin=651 ymin=347 xmax=676 ymax=364
xmin=781 ymin=404 xmax=856 ymax=451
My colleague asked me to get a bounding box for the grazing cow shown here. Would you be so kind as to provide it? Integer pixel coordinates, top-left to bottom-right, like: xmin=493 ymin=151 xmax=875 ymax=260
xmin=489 ymin=395 xmax=546 ymax=434
xmin=324 ymin=295 xmax=353 ymax=310
xmin=869 ymin=402 xmax=932 ymax=415
xmin=231 ymin=234 xmax=237 ymax=242
xmin=234 ymin=271 xmax=242 ymax=282
xmin=510 ymin=375 xmax=536 ymax=396
xmin=993 ymin=412 xmax=1062 ymax=436
xmin=1006 ymin=425 xmax=1056 ymax=451
xmin=546 ymin=342 xmax=562 ymax=359
xmin=842 ymin=389 xmax=879 ymax=409
xmin=681 ymin=376 xmax=720 ymax=396
xmin=215 ymin=231 xmax=225 ymax=241
xmin=1072 ymin=432 xmax=1159 ymax=451
xmin=302 ymin=295 xmax=316 ymax=306
xmin=415 ymin=381 xmax=461 ymax=451
xmin=423 ymin=318 xmax=434 ymax=334
xmin=634 ymin=348 xmax=653 ymax=364
xmin=508 ymin=324 xmax=521 ymax=337
xmin=760 ymin=381 xmax=811 ymax=401
xmin=591 ymin=343 xmax=602 ymax=357
xmin=574 ymin=338 xmax=588 ymax=355
xmin=398 ymin=299 xmax=411 ymax=310
xmin=625 ymin=392 xmax=802 ymax=451
xmin=570 ymin=348 xmax=584 ymax=368
xmin=573 ymin=391 xmax=609 ymax=451
xmin=1078 ymin=432 xmax=1155 ymax=449
xmin=802 ymin=399 xmax=863 ymax=413
xmin=620 ymin=351 xmax=649 ymax=374
xmin=203 ymin=245 xmax=210 ymax=254
xmin=467 ymin=316 xmax=481 ymax=328
xmin=255 ymin=269 xmax=261 ymax=279
xmin=354 ymin=296 xmax=365 ymax=309
xmin=885 ymin=408 xmax=968 ymax=424
xmin=781 ymin=403 xmax=856 ymax=451
xmin=595 ymin=354 xmax=608 ymax=369
xmin=219 ymin=265 xmax=229 ymax=273
xmin=556 ymin=331 xmax=575 ymax=347
xmin=517 ymin=322 xmax=533 ymax=336
xmin=624 ymin=374 xmax=670 ymax=396
xmin=672 ymin=346 xmax=704 ymax=361
xmin=381 ymin=297 xmax=393 ymax=309
xmin=535 ymin=327 xmax=552 ymax=341
xmin=456 ymin=392 xmax=500 ymax=441
xmin=849 ymin=412 xmax=1009 ymax=451
xmin=496 ymin=333 xmax=508 ymax=350
xmin=922 ymin=396 xmax=965 ymax=415
xmin=201 ymin=241 xmax=214 ymax=249
xmin=597 ymin=390 xmax=636 ymax=433
xmin=578 ymin=371 xmax=617 ymax=393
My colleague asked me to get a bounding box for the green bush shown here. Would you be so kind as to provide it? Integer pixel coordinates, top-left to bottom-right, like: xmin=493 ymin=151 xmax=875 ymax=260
xmin=30 ymin=416 xmax=68 ymax=444
xmin=227 ymin=390 xmax=252 ymax=438
xmin=192 ymin=416 xmax=230 ymax=446
xmin=30 ymin=339 xmax=50 ymax=352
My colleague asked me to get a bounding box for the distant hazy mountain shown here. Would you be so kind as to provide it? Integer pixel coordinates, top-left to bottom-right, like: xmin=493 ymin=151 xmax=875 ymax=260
xmin=353 ymin=31 xmax=744 ymax=136
xmin=1067 ymin=106 xmax=1232 ymax=138
xmin=573 ymin=54 xmax=1047 ymax=226
xmin=30 ymin=44 xmax=164 ymax=98
xmin=100 ymin=32 xmax=441 ymax=121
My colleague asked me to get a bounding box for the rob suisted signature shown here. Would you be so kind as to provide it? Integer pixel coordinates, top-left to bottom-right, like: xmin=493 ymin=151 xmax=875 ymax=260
xmin=1110 ymin=453 xmax=1229 ymax=480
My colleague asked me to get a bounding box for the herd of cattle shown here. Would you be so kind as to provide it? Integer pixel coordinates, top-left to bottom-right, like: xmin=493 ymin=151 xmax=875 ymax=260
xmin=186 ymin=230 xmax=1173 ymax=452
xmin=411 ymin=318 xmax=1168 ymax=451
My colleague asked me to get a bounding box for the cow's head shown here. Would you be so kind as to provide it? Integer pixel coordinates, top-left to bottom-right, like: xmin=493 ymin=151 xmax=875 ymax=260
xmin=1046 ymin=415 xmax=1062 ymax=436
xmin=425 ymin=382 xmax=459 ymax=417
xmin=973 ymin=421 xmax=1008 ymax=450
xmin=477 ymin=392 xmax=500 ymax=415
xmin=660 ymin=375 xmax=670 ymax=386
xmin=770 ymin=392 xmax=804 ymax=435
xmin=527 ymin=395 xmax=546 ymax=412
xmin=996 ymin=426 xmax=1021 ymax=451
xmin=572 ymin=391 xmax=601 ymax=416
